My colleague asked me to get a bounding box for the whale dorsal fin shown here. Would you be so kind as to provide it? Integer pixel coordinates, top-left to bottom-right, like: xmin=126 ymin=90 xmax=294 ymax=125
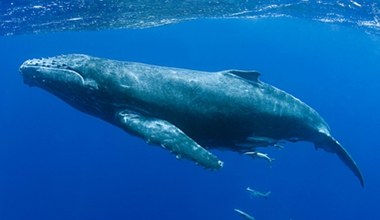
xmin=223 ymin=70 xmax=261 ymax=82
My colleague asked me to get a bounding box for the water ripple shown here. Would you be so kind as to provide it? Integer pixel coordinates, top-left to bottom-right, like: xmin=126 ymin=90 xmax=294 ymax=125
xmin=0 ymin=0 xmax=379 ymax=36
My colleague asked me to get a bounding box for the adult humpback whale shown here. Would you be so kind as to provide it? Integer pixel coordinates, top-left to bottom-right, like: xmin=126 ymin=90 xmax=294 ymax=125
xmin=19 ymin=54 xmax=364 ymax=186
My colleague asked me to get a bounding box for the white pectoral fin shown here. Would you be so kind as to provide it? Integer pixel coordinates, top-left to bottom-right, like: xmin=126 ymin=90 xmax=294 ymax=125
xmin=116 ymin=110 xmax=223 ymax=169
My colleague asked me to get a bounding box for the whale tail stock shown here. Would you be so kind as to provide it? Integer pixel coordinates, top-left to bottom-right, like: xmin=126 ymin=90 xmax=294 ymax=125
xmin=315 ymin=134 xmax=364 ymax=187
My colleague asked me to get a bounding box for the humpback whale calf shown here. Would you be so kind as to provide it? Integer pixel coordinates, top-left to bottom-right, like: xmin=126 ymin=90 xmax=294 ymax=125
xmin=19 ymin=54 xmax=364 ymax=186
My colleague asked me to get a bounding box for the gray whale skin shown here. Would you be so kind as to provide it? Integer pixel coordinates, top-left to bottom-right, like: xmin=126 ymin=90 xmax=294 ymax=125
xmin=19 ymin=54 xmax=364 ymax=186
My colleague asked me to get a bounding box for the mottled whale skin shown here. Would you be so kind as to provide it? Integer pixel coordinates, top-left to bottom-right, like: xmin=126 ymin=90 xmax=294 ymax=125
xmin=19 ymin=54 xmax=364 ymax=186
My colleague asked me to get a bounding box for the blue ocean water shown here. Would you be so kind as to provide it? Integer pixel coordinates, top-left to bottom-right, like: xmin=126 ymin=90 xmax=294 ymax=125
xmin=1 ymin=2 xmax=380 ymax=220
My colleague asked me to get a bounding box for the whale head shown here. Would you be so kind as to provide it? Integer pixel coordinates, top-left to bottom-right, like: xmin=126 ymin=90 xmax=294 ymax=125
xmin=20 ymin=54 xmax=91 ymax=90
xmin=19 ymin=54 xmax=128 ymax=119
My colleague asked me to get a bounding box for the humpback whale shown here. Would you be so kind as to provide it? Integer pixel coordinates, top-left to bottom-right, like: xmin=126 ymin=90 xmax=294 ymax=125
xmin=19 ymin=54 xmax=364 ymax=186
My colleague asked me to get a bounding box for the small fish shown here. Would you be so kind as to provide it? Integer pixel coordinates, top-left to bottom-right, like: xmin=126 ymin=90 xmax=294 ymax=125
xmin=244 ymin=151 xmax=275 ymax=165
xmin=246 ymin=187 xmax=271 ymax=199
xmin=234 ymin=208 xmax=255 ymax=220
xmin=274 ymin=143 xmax=284 ymax=149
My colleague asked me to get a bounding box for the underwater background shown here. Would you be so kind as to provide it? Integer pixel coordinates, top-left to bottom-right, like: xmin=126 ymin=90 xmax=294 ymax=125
xmin=1 ymin=1 xmax=380 ymax=220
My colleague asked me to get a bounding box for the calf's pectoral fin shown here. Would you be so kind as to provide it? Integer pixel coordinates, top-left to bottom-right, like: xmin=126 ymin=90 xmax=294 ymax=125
xmin=315 ymin=135 xmax=364 ymax=187
xmin=116 ymin=110 xmax=223 ymax=169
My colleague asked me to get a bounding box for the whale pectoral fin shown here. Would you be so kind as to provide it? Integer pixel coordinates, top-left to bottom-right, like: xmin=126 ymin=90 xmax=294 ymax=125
xmin=116 ymin=111 xmax=223 ymax=169
xmin=316 ymin=136 xmax=364 ymax=187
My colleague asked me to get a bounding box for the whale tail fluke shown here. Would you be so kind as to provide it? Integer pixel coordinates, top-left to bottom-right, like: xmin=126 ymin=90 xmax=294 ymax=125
xmin=315 ymin=135 xmax=364 ymax=187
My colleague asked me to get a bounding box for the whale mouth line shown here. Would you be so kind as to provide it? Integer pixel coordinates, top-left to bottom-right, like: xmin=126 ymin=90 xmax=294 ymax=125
xmin=54 ymin=66 xmax=86 ymax=85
